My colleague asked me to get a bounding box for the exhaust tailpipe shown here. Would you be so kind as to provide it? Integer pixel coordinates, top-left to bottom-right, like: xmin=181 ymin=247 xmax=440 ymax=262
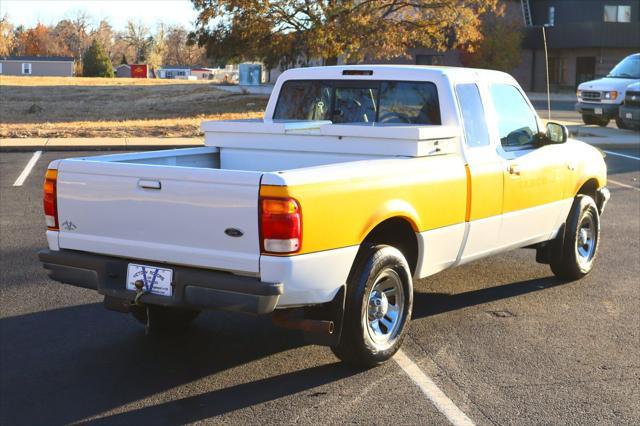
xmin=272 ymin=310 xmax=334 ymax=335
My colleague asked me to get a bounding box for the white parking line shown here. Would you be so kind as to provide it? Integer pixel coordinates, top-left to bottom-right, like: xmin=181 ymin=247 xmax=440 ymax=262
xmin=12 ymin=151 xmax=42 ymax=187
xmin=609 ymin=179 xmax=640 ymax=192
xmin=603 ymin=150 xmax=640 ymax=161
xmin=394 ymin=350 xmax=475 ymax=426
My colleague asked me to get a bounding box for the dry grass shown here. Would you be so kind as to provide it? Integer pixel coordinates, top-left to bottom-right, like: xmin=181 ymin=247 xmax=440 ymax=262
xmin=0 ymin=76 xmax=267 ymax=138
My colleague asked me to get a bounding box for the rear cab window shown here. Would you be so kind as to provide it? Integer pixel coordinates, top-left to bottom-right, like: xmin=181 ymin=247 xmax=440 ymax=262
xmin=273 ymin=80 xmax=441 ymax=125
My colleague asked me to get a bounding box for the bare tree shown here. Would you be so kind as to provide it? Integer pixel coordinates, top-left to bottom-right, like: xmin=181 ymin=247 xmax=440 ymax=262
xmin=164 ymin=25 xmax=206 ymax=66
xmin=91 ymin=19 xmax=114 ymax=58
xmin=122 ymin=20 xmax=153 ymax=63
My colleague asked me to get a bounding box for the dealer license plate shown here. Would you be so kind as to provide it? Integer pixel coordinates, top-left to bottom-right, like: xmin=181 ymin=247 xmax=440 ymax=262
xmin=626 ymin=112 xmax=633 ymax=119
xmin=594 ymin=107 xmax=603 ymax=115
xmin=126 ymin=263 xmax=173 ymax=296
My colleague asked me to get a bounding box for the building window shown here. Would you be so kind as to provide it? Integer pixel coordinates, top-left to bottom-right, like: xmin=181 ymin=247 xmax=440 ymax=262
xmin=416 ymin=54 xmax=444 ymax=66
xmin=548 ymin=6 xmax=555 ymax=26
xmin=604 ymin=5 xmax=631 ymax=22
xmin=549 ymin=57 xmax=568 ymax=85
xmin=0 ymin=63 xmax=3 ymax=74
xmin=22 ymin=63 xmax=32 ymax=75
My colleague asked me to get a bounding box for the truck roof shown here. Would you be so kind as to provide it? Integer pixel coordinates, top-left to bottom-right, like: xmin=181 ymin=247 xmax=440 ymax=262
xmin=278 ymin=64 xmax=515 ymax=84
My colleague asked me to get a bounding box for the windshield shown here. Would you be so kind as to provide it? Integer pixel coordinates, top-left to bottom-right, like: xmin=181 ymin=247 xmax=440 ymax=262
xmin=607 ymin=55 xmax=640 ymax=79
xmin=273 ymin=80 xmax=441 ymax=125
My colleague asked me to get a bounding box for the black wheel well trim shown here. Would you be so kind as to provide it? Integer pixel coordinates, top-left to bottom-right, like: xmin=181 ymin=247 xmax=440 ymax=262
xmin=576 ymin=178 xmax=608 ymax=214
xmin=352 ymin=217 xmax=419 ymax=277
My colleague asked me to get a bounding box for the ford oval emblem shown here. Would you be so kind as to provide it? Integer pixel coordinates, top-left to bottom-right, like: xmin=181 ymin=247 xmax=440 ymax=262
xmin=224 ymin=228 xmax=244 ymax=237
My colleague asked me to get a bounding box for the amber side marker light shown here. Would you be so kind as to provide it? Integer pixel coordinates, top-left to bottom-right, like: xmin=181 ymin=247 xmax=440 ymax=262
xmin=43 ymin=169 xmax=59 ymax=230
xmin=260 ymin=197 xmax=301 ymax=254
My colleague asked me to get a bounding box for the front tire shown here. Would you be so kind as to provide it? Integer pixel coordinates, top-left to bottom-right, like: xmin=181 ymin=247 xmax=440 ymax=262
xmin=582 ymin=114 xmax=598 ymax=125
xmin=331 ymin=245 xmax=413 ymax=368
xmin=550 ymin=195 xmax=601 ymax=280
xmin=615 ymin=118 xmax=629 ymax=130
xmin=131 ymin=305 xmax=200 ymax=333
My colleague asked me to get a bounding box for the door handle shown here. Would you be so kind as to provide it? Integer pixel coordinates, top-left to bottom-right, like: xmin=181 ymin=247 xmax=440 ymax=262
xmin=508 ymin=164 xmax=521 ymax=176
xmin=138 ymin=179 xmax=161 ymax=190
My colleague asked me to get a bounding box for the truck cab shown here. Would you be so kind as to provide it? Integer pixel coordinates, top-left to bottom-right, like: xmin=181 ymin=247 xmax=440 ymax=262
xmin=576 ymin=53 xmax=640 ymax=128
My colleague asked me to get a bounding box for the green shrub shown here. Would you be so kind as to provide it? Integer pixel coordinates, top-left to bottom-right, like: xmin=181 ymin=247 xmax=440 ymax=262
xmin=83 ymin=40 xmax=114 ymax=77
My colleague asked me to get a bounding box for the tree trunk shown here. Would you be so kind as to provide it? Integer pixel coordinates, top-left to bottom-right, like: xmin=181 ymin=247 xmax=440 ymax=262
xmin=324 ymin=56 xmax=338 ymax=66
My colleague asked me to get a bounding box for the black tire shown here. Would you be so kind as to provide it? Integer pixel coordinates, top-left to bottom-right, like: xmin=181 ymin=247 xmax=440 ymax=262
xmin=131 ymin=305 xmax=200 ymax=333
xmin=582 ymin=115 xmax=598 ymax=125
xmin=596 ymin=117 xmax=610 ymax=127
xmin=550 ymin=195 xmax=600 ymax=280
xmin=331 ymin=245 xmax=413 ymax=368
xmin=615 ymin=118 xmax=629 ymax=130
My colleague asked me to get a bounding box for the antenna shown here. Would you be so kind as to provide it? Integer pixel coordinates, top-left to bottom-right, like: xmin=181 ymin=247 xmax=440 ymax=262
xmin=542 ymin=26 xmax=551 ymax=121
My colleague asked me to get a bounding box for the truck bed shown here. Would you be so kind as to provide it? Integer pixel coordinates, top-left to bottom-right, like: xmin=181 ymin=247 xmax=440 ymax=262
xmin=51 ymin=120 xmax=459 ymax=275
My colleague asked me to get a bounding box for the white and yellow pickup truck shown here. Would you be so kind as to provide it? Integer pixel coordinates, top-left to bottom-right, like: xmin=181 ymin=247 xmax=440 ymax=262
xmin=39 ymin=65 xmax=609 ymax=367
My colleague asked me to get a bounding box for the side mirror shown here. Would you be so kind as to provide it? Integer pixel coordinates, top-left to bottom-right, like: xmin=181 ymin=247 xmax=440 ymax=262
xmin=545 ymin=122 xmax=568 ymax=144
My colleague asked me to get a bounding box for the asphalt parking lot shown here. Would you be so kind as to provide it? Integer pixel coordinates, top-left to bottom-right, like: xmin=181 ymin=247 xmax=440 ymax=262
xmin=1 ymin=147 xmax=639 ymax=425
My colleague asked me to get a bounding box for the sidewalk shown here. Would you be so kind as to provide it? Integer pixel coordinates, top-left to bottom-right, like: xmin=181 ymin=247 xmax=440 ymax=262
xmin=0 ymin=137 xmax=203 ymax=151
xmin=565 ymin=124 xmax=640 ymax=150
xmin=213 ymin=84 xmax=274 ymax=95
xmin=526 ymin=92 xmax=576 ymax=102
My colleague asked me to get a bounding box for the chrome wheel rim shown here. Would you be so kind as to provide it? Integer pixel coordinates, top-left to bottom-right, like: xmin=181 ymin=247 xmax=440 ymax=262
xmin=576 ymin=213 xmax=596 ymax=267
xmin=365 ymin=269 xmax=404 ymax=350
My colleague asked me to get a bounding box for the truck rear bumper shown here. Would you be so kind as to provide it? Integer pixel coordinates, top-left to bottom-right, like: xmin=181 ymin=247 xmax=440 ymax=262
xmin=38 ymin=249 xmax=283 ymax=314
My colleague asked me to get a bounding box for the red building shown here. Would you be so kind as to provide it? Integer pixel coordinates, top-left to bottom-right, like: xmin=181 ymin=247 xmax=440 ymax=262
xmin=130 ymin=64 xmax=148 ymax=78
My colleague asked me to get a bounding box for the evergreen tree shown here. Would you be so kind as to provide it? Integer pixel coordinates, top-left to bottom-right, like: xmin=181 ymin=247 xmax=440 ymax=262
xmin=120 ymin=53 xmax=128 ymax=65
xmin=82 ymin=39 xmax=114 ymax=77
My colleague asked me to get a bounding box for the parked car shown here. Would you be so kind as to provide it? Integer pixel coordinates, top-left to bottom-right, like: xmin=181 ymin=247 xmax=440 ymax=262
xmin=618 ymin=82 xmax=640 ymax=130
xmin=39 ymin=65 xmax=609 ymax=367
xmin=576 ymin=53 xmax=640 ymax=128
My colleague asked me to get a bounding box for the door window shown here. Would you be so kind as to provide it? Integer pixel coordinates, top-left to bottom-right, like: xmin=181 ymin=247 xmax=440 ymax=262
xmin=489 ymin=84 xmax=539 ymax=150
xmin=456 ymin=84 xmax=490 ymax=147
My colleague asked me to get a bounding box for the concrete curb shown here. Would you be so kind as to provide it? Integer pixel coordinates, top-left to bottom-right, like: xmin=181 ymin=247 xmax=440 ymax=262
xmin=0 ymin=137 xmax=204 ymax=152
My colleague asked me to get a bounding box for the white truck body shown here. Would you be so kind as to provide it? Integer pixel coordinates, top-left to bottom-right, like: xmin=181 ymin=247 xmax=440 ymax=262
xmin=41 ymin=65 xmax=607 ymax=312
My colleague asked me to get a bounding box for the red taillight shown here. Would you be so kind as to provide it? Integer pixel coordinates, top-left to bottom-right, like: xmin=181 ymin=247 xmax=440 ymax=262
xmin=43 ymin=169 xmax=58 ymax=230
xmin=260 ymin=197 xmax=301 ymax=254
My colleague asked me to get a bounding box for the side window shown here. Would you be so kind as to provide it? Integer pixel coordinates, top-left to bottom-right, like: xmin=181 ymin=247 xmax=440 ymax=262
xmin=22 ymin=63 xmax=32 ymax=75
xmin=489 ymin=84 xmax=539 ymax=149
xmin=456 ymin=84 xmax=490 ymax=147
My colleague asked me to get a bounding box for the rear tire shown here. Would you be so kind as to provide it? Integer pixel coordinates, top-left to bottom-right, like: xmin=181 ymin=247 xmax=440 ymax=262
xmin=131 ymin=305 xmax=200 ymax=333
xmin=331 ymin=245 xmax=413 ymax=368
xmin=550 ymin=195 xmax=600 ymax=280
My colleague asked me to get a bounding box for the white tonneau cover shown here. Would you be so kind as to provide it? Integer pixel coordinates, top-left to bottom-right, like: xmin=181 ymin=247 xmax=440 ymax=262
xmin=202 ymin=120 xmax=460 ymax=157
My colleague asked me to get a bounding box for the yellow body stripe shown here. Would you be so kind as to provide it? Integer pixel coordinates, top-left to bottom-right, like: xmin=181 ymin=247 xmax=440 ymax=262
xmin=261 ymin=167 xmax=467 ymax=255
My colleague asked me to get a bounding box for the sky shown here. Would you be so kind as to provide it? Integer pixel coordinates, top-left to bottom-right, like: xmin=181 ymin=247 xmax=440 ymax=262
xmin=0 ymin=0 xmax=199 ymax=31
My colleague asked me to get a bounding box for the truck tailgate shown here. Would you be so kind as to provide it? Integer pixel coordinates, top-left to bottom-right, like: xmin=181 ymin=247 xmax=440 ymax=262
xmin=55 ymin=159 xmax=262 ymax=273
